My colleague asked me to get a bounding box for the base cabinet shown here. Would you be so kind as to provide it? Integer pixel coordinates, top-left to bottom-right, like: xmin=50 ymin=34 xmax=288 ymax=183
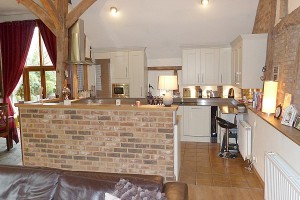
xmin=180 ymin=106 xmax=211 ymax=142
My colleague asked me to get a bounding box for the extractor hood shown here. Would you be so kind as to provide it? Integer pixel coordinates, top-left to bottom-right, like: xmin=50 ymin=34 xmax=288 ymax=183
xmin=68 ymin=19 xmax=94 ymax=65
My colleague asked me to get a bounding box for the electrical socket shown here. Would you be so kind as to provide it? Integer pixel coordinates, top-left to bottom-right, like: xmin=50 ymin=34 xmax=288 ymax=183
xmin=252 ymin=156 xmax=257 ymax=163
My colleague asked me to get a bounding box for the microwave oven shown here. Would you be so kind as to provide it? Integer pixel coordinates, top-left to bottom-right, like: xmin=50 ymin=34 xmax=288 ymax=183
xmin=112 ymin=83 xmax=129 ymax=98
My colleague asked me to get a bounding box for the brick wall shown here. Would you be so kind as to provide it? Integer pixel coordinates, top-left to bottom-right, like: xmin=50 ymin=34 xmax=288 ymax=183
xmin=252 ymin=0 xmax=276 ymax=34
xmin=20 ymin=107 xmax=176 ymax=181
xmin=253 ymin=1 xmax=300 ymax=111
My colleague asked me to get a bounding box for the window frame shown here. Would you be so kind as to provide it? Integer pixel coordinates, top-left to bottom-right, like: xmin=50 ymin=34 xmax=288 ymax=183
xmin=22 ymin=25 xmax=56 ymax=101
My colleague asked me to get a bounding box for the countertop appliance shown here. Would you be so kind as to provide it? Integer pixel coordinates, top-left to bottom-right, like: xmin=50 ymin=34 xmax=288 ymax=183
xmin=112 ymin=83 xmax=129 ymax=98
xmin=228 ymin=88 xmax=235 ymax=98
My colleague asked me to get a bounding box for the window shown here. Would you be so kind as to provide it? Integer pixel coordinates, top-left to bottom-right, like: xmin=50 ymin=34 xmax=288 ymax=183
xmin=17 ymin=26 xmax=56 ymax=101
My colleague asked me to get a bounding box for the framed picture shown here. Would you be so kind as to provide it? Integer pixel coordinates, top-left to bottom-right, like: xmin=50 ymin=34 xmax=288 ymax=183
xmin=294 ymin=117 xmax=300 ymax=131
xmin=281 ymin=105 xmax=298 ymax=127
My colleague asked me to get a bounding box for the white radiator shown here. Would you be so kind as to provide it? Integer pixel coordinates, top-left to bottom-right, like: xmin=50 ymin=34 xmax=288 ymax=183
xmin=237 ymin=120 xmax=251 ymax=160
xmin=265 ymin=152 xmax=300 ymax=200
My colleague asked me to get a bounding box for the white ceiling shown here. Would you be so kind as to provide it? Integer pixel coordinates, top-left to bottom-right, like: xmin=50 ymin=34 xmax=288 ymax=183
xmin=0 ymin=0 xmax=259 ymax=62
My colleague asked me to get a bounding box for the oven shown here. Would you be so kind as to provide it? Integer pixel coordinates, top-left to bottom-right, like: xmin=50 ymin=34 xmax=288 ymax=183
xmin=112 ymin=83 xmax=129 ymax=98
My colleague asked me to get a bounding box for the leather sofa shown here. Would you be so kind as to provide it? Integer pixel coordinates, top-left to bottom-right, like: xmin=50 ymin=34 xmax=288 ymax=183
xmin=0 ymin=165 xmax=188 ymax=200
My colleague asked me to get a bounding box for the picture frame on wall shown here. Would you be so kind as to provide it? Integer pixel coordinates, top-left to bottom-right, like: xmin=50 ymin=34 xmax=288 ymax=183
xmin=281 ymin=105 xmax=298 ymax=127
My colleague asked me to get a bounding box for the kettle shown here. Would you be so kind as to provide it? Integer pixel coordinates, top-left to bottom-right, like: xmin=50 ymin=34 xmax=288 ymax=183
xmin=228 ymin=88 xmax=235 ymax=98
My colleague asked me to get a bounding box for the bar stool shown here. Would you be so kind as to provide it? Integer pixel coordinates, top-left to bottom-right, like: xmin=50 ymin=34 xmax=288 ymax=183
xmin=216 ymin=117 xmax=237 ymax=158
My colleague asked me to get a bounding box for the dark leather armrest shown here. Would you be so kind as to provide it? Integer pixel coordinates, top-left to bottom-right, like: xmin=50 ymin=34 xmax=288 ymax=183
xmin=163 ymin=182 xmax=188 ymax=200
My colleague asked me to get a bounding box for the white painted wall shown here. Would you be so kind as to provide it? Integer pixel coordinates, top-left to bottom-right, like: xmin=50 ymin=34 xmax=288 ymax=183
xmin=289 ymin=0 xmax=300 ymax=13
xmin=247 ymin=109 xmax=300 ymax=181
xmin=0 ymin=13 xmax=36 ymax=23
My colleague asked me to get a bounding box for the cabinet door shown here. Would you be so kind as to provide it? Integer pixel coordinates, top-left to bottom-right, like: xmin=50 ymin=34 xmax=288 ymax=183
xmin=111 ymin=51 xmax=129 ymax=82
xmin=182 ymin=49 xmax=199 ymax=85
xmin=231 ymin=44 xmax=242 ymax=87
xmin=200 ymin=48 xmax=219 ymax=85
xmin=129 ymin=51 xmax=146 ymax=98
xmin=219 ymin=48 xmax=231 ymax=85
xmin=183 ymin=106 xmax=211 ymax=137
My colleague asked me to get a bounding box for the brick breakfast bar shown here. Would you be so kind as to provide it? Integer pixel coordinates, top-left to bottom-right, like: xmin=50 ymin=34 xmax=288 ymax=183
xmin=16 ymin=102 xmax=179 ymax=181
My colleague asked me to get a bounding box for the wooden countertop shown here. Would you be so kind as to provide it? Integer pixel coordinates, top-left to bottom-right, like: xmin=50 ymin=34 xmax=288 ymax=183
xmin=15 ymin=102 xmax=178 ymax=111
xmin=248 ymin=107 xmax=300 ymax=146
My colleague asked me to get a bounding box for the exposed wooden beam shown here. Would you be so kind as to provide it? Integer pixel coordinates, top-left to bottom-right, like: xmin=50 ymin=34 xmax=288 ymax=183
xmin=40 ymin=0 xmax=62 ymax=30
xmin=17 ymin=0 xmax=57 ymax=35
xmin=66 ymin=0 xmax=96 ymax=29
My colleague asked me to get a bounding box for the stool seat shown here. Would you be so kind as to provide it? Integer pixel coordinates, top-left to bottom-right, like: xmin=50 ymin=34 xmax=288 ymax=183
xmin=216 ymin=117 xmax=237 ymax=129
xmin=216 ymin=116 xmax=238 ymax=159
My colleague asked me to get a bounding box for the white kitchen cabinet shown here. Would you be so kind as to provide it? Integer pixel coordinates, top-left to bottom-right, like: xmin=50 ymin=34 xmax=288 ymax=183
xmin=129 ymin=51 xmax=147 ymax=98
xmin=231 ymin=34 xmax=268 ymax=89
xmin=183 ymin=106 xmax=211 ymax=138
xmin=94 ymin=49 xmax=147 ymax=98
xmin=200 ymin=48 xmax=220 ymax=85
xmin=110 ymin=51 xmax=129 ymax=83
xmin=182 ymin=49 xmax=199 ymax=85
xmin=219 ymin=48 xmax=232 ymax=85
xmin=182 ymin=47 xmax=230 ymax=86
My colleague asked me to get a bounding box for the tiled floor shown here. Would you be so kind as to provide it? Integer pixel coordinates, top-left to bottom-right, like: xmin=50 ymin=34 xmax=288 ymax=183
xmin=180 ymin=142 xmax=264 ymax=200
xmin=0 ymin=135 xmax=22 ymax=166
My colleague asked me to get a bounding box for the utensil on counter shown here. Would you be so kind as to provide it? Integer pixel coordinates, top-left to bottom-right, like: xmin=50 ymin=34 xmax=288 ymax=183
xmin=228 ymin=88 xmax=235 ymax=98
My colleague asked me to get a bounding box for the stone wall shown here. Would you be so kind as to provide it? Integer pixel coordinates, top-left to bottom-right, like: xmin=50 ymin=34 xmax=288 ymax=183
xmin=19 ymin=107 xmax=176 ymax=181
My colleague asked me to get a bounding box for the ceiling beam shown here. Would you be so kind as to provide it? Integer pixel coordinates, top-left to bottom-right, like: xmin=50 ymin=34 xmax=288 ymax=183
xmin=17 ymin=0 xmax=57 ymax=35
xmin=66 ymin=0 xmax=96 ymax=29
xmin=40 ymin=0 xmax=62 ymax=30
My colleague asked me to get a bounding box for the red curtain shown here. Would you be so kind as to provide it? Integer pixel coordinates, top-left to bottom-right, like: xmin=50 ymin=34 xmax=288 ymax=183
xmin=36 ymin=20 xmax=57 ymax=68
xmin=0 ymin=20 xmax=35 ymax=143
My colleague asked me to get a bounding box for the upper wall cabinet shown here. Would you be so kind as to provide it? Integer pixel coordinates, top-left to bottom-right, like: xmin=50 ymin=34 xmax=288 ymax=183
xmin=93 ymin=49 xmax=147 ymax=98
xmin=129 ymin=51 xmax=147 ymax=98
xmin=182 ymin=47 xmax=231 ymax=86
xmin=111 ymin=51 xmax=129 ymax=83
xmin=231 ymin=34 xmax=268 ymax=89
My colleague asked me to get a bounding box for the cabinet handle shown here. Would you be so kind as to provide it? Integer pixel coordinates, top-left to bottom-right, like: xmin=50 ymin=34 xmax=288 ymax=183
xmin=202 ymin=74 xmax=204 ymax=83
xmin=221 ymin=74 xmax=223 ymax=83
xmin=126 ymin=68 xmax=128 ymax=78
xmin=197 ymin=74 xmax=200 ymax=83
xmin=141 ymin=87 xmax=142 ymax=97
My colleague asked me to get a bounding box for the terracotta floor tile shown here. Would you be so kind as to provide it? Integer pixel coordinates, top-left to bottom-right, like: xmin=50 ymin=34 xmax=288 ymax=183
xmin=212 ymin=173 xmax=230 ymax=182
xmin=179 ymin=141 xmax=264 ymax=199
xmin=196 ymin=178 xmax=212 ymax=186
xmin=212 ymin=180 xmax=231 ymax=187
xmin=196 ymin=172 xmax=213 ymax=180
xmin=196 ymin=166 xmax=212 ymax=173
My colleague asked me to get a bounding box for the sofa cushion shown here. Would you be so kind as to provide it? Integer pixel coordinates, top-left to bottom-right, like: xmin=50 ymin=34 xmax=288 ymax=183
xmin=111 ymin=178 xmax=166 ymax=200
xmin=54 ymin=174 xmax=117 ymax=200
xmin=0 ymin=165 xmax=60 ymax=200
xmin=63 ymin=171 xmax=164 ymax=191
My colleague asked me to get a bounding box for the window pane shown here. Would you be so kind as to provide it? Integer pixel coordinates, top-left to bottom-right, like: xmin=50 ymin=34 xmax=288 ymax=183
xmin=45 ymin=71 xmax=56 ymax=98
xmin=26 ymin=27 xmax=40 ymax=66
xmin=29 ymin=71 xmax=41 ymax=101
xmin=42 ymin=39 xmax=53 ymax=66
xmin=14 ymin=76 xmax=24 ymax=102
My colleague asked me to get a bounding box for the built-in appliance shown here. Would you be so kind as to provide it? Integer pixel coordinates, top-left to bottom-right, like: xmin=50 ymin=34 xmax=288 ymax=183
xmin=112 ymin=83 xmax=129 ymax=98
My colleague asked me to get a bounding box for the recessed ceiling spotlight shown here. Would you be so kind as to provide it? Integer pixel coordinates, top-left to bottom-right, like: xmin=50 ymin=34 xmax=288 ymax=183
xmin=110 ymin=7 xmax=118 ymax=16
xmin=201 ymin=0 xmax=209 ymax=6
